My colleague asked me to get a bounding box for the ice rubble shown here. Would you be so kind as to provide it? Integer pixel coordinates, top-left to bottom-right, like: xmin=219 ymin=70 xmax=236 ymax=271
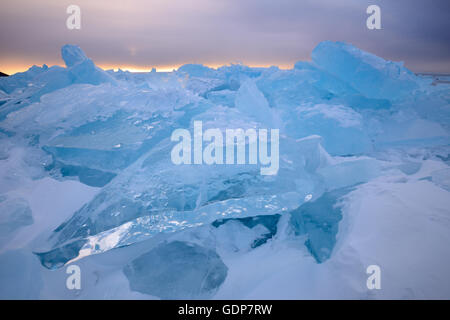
xmin=0 ymin=42 xmax=449 ymax=299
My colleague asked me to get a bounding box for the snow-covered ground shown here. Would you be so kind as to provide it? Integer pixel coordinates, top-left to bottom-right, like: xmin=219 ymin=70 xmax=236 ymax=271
xmin=0 ymin=41 xmax=449 ymax=299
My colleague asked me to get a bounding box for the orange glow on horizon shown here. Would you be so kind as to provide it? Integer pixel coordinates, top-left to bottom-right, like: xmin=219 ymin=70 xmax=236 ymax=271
xmin=1 ymin=62 xmax=294 ymax=76
xmin=0 ymin=64 xmax=40 ymax=76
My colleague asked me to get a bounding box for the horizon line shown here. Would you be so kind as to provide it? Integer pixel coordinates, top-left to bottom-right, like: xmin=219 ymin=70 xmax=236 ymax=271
xmin=1 ymin=62 xmax=449 ymax=77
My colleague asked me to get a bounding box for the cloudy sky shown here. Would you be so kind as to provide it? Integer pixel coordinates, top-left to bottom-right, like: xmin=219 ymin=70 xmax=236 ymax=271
xmin=1 ymin=0 xmax=449 ymax=74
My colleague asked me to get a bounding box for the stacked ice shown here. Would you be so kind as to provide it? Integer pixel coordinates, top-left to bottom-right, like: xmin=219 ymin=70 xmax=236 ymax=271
xmin=0 ymin=41 xmax=449 ymax=299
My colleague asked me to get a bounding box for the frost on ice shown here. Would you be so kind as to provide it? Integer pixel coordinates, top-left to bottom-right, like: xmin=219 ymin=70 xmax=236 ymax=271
xmin=0 ymin=42 xmax=450 ymax=299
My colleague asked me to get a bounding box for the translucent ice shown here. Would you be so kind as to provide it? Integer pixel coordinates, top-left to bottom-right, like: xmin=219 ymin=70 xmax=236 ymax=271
xmin=312 ymin=41 xmax=421 ymax=100
xmin=0 ymin=42 xmax=449 ymax=299
xmin=289 ymin=187 xmax=352 ymax=263
xmin=123 ymin=241 xmax=228 ymax=299
xmin=235 ymin=79 xmax=275 ymax=126
xmin=284 ymin=104 xmax=372 ymax=155
xmin=212 ymin=214 xmax=281 ymax=249
xmin=61 ymin=44 xmax=88 ymax=67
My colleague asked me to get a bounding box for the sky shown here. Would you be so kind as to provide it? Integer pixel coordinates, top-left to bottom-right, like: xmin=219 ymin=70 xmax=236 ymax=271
xmin=1 ymin=0 xmax=449 ymax=75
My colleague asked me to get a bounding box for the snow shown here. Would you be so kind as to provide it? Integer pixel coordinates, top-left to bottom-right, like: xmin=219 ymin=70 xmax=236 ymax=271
xmin=215 ymin=161 xmax=450 ymax=299
xmin=0 ymin=41 xmax=449 ymax=299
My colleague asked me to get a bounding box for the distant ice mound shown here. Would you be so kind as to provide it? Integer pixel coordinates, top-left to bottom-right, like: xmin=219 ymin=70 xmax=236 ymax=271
xmin=0 ymin=41 xmax=449 ymax=299
xmin=0 ymin=44 xmax=114 ymax=110
xmin=61 ymin=44 xmax=89 ymax=67
xmin=312 ymin=41 xmax=421 ymax=100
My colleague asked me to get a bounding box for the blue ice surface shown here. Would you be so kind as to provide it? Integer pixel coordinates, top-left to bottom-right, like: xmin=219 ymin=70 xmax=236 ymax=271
xmin=0 ymin=249 xmax=43 ymax=299
xmin=289 ymin=187 xmax=354 ymax=263
xmin=0 ymin=197 xmax=33 ymax=248
xmin=123 ymin=241 xmax=228 ymax=299
xmin=212 ymin=214 xmax=281 ymax=248
xmin=61 ymin=44 xmax=89 ymax=67
xmin=311 ymin=41 xmax=423 ymax=100
xmin=0 ymin=40 xmax=449 ymax=298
